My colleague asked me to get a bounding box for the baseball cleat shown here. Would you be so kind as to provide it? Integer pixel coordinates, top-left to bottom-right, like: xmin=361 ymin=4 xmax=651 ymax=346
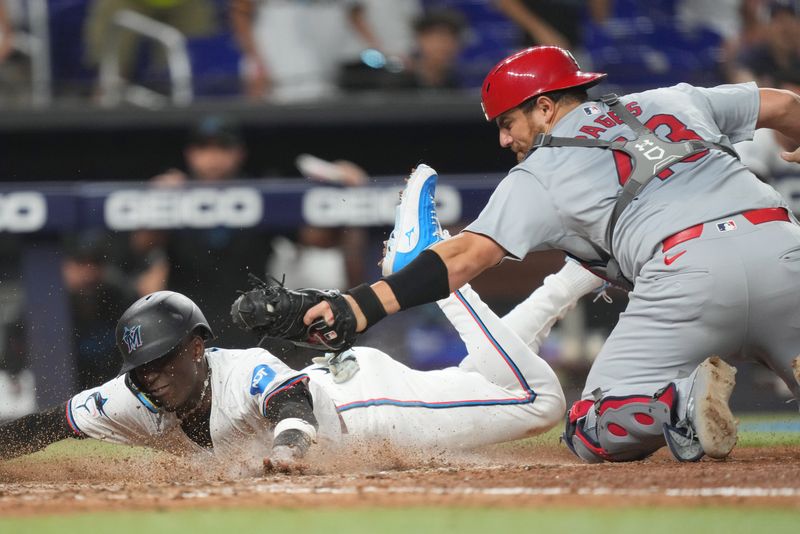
xmin=665 ymin=356 xmax=738 ymax=461
xmin=684 ymin=356 xmax=738 ymax=460
xmin=382 ymin=164 xmax=447 ymax=276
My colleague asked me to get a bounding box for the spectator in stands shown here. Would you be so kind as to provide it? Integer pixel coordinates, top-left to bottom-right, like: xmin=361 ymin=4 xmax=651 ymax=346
xmin=732 ymin=0 xmax=800 ymax=85
xmin=0 ymin=0 xmax=31 ymax=107
xmin=337 ymin=7 xmax=467 ymax=91
xmin=270 ymin=154 xmax=369 ymax=290
xmin=494 ymin=0 xmax=583 ymax=50
xmin=341 ymin=0 xmax=421 ymax=66
xmin=61 ymin=231 xmax=136 ymax=390
xmin=0 ymin=1 xmax=15 ymax=65
xmin=83 ymin=0 xmax=218 ymax=79
xmin=115 ymin=115 xmax=249 ymax=301
xmin=404 ymin=8 xmax=468 ymax=90
xmin=675 ymin=0 xmax=744 ymax=84
xmin=230 ymin=0 xmax=376 ymax=101
xmin=153 ymin=114 xmax=247 ymax=184
xmin=0 ymin=236 xmax=27 ymax=380
xmin=116 ymin=229 xmax=171 ymax=297
xmin=147 ymin=115 xmax=275 ymax=348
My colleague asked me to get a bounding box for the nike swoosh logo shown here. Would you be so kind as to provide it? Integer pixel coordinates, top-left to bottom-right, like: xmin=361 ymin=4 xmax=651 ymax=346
xmin=664 ymin=250 xmax=687 ymax=266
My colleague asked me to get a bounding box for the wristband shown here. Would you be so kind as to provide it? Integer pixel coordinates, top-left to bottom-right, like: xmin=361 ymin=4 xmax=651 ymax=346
xmin=383 ymin=249 xmax=450 ymax=310
xmin=346 ymin=283 xmax=387 ymax=328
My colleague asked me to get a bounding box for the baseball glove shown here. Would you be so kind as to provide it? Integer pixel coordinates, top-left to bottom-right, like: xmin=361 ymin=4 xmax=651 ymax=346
xmin=231 ymin=274 xmax=358 ymax=352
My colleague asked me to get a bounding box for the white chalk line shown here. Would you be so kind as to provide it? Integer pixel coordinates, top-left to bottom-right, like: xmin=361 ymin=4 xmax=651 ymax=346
xmin=3 ymin=484 xmax=800 ymax=502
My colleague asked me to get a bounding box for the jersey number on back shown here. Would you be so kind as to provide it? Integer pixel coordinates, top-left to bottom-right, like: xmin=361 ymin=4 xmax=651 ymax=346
xmin=612 ymin=114 xmax=709 ymax=185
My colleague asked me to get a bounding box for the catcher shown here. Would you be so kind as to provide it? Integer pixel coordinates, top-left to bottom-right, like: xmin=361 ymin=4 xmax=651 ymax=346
xmin=0 ymin=171 xmax=601 ymax=472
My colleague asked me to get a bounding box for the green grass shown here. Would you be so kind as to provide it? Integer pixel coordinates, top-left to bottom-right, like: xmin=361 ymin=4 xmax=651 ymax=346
xmin=737 ymin=413 xmax=800 ymax=447
xmin=2 ymin=507 xmax=799 ymax=534
xmin=11 ymin=412 xmax=799 ymax=461
xmin=1 ymin=437 xmax=155 ymax=469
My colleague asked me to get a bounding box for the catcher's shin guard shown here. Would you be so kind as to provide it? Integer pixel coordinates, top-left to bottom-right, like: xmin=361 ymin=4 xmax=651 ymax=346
xmin=562 ymin=383 xmax=678 ymax=463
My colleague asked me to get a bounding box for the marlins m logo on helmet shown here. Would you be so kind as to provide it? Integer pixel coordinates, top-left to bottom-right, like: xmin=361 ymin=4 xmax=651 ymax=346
xmin=122 ymin=325 xmax=143 ymax=354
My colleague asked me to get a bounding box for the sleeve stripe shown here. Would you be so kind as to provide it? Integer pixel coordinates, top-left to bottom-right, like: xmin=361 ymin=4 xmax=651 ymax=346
xmin=65 ymin=398 xmax=84 ymax=437
xmin=261 ymin=374 xmax=309 ymax=418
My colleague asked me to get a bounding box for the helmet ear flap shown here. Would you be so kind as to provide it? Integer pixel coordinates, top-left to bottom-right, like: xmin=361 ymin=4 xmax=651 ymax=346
xmin=124 ymin=372 xmax=162 ymax=413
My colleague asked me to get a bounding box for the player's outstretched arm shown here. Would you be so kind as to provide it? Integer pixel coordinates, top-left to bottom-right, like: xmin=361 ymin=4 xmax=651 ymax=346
xmin=757 ymin=88 xmax=800 ymax=162
xmin=261 ymin=379 xmax=319 ymax=473
xmin=0 ymin=403 xmax=80 ymax=461
xmin=305 ymin=231 xmax=505 ymax=332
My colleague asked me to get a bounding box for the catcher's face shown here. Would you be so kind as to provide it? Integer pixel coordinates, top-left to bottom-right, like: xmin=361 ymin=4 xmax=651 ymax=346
xmin=134 ymin=336 xmax=206 ymax=412
xmin=496 ymin=95 xmax=561 ymax=162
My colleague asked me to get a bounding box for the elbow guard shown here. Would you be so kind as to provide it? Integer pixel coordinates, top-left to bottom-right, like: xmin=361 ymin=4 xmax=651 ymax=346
xmin=263 ymin=378 xmax=318 ymax=430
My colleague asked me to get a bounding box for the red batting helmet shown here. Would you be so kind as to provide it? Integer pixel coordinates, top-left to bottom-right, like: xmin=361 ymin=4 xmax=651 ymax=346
xmin=481 ymin=46 xmax=607 ymax=121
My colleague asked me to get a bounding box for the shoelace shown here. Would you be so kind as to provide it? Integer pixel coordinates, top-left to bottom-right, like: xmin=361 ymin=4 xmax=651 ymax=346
xmin=592 ymin=281 xmax=614 ymax=304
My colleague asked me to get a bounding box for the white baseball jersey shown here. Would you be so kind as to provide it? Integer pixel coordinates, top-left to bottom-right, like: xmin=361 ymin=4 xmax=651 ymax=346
xmin=67 ymin=347 xmax=343 ymax=473
xmin=467 ymin=82 xmax=787 ymax=280
xmin=65 ymin=264 xmax=593 ymax=458
xmin=304 ymin=278 xmax=583 ymax=450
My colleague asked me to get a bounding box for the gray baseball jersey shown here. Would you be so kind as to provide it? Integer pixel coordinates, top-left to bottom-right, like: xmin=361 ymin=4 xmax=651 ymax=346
xmin=468 ymin=81 xmax=800 ymax=437
xmin=467 ymin=82 xmax=787 ymax=280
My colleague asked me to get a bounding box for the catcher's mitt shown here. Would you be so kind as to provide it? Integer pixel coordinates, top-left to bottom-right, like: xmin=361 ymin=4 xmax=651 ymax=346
xmin=231 ymin=274 xmax=358 ymax=352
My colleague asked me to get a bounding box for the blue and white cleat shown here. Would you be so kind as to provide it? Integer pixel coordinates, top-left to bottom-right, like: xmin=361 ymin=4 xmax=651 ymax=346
xmin=382 ymin=164 xmax=447 ymax=276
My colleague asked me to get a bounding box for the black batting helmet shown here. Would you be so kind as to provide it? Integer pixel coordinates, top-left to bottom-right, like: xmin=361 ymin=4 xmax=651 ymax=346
xmin=116 ymin=291 xmax=214 ymax=375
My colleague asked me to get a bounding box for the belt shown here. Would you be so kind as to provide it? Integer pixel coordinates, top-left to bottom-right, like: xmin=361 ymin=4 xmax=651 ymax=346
xmin=662 ymin=207 xmax=790 ymax=253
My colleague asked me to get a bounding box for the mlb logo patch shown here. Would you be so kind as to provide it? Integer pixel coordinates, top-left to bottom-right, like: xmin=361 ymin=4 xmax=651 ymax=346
xmin=716 ymin=220 xmax=737 ymax=232
xmin=582 ymin=104 xmax=601 ymax=116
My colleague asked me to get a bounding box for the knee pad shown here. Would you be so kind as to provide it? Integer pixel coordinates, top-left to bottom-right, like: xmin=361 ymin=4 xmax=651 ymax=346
xmin=563 ymin=383 xmax=678 ymax=463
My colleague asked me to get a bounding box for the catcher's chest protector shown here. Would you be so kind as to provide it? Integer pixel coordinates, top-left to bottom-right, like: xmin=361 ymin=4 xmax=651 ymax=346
xmin=530 ymin=94 xmax=739 ymax=290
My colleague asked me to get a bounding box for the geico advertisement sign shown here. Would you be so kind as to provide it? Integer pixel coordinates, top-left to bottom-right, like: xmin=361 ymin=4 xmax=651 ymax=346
xmin=105 ymin=188 xmax=262 ymax=230
xmin=0 ymin=192 xmax=47 ymax=232
xmin=302 ymin=185 xmax=461 ymax=226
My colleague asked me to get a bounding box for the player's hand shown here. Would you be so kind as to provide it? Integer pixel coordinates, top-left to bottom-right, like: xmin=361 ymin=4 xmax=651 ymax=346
xmin=0 ymin=32 xmax=14 ymax=64
xmin=243 ymin=55 xmax=271 ymax=99
xmin=263 ymin=445 xmax=308 ymax=475
xmin=780 ymin=147 xmax=800 ymax=165
xmin=303 ymin=300 xmax=335 ymax=326
xmin=304 ymin=295 xmax=366 ymax=332
xmin=150 ymin=168 xmax=188 ymax=187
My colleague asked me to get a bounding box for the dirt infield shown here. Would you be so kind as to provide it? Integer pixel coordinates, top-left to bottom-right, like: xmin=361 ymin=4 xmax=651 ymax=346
xmin=1 ymin=441 xmax=799 ymax=516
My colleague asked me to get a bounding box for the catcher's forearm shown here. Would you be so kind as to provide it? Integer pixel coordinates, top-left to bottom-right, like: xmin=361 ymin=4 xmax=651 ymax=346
xmin=0 ymin=403 xmax=79 ymax=461
xmin=345 ymin=249 xmax=451 ymax=332
xmin=350 ymin=234 xmax=504 ymax=331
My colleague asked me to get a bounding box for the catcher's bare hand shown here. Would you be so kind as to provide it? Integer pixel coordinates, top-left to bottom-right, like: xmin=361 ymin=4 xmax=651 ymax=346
xmin=781 ymin=147 xmax=800 ymax=164
xmin=303 ymin=300 xmax=335 ymax=326
xmin=304 ymin=295 xmax=366 ymax=333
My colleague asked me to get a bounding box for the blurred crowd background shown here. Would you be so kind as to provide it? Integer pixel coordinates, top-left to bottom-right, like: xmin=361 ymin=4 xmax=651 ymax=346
xmin=1 ymin=0 xmax=799 ymax=418
xmin=1 ymin=0 xmax=798 ymax=106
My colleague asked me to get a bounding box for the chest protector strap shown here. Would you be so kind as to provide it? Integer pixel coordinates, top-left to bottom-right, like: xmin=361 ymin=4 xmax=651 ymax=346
xmin=531 ymin=94 xmax=739 ymax=290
